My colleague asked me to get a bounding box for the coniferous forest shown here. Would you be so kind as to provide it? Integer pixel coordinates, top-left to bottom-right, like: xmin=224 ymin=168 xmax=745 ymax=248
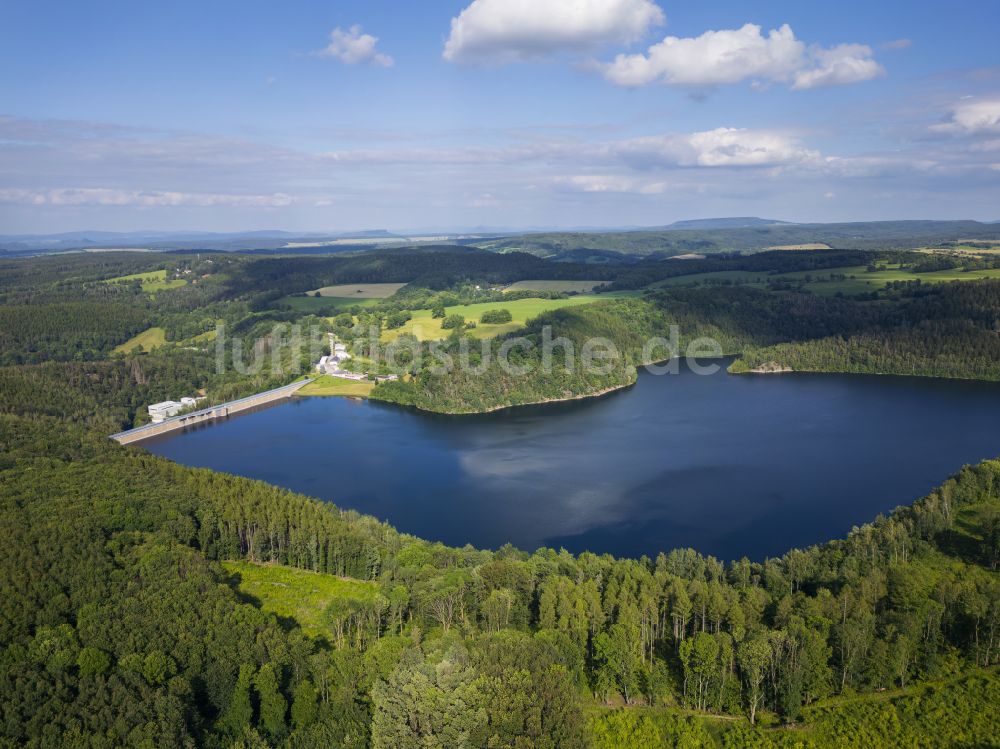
xmin=1 ymin=248 xmax=999 ymax=747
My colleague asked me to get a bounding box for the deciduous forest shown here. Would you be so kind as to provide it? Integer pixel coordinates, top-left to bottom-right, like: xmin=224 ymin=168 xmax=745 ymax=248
xmin=1 ymin=248 xmax=998 ymax=747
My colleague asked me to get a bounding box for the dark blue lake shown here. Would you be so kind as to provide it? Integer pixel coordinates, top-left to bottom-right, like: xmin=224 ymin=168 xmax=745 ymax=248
xmin=144 ymin=363 xmax=1000 ymax=560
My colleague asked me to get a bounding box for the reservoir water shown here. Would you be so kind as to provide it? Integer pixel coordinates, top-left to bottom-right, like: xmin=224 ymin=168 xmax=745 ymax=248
xmin=144 ymin=363 xmax=1000 ymax=560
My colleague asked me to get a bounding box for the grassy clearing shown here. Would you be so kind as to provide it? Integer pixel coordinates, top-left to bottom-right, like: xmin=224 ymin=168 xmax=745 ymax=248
xmin=298 ymin=376 xmax=374 ymax=398
xmin=113 ymin=326 xmax=166 ymax=354
xmin=381 ymin=293 xmax=632 ymax=342
xmin=309 ymin=283 xmax=407 ymax=299
xmin=504 ymin=280 xmax=604 ymax=293
xmin=587 ymin=667 xmax=1000 ymax=748
xmin=185 ymin=328 xmax=218 ymax=344
xmin=222 ymin=560 xmax=378 ymax=637
xmin=103 ymin=268 xmax=186 ymax=292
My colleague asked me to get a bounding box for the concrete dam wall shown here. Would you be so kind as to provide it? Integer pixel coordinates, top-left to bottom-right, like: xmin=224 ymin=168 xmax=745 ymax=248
xmin=110 ymin=379 xmax=312 ymax=446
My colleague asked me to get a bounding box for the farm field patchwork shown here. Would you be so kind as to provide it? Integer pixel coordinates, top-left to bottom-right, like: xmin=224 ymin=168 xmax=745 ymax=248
xmin=778 ymin=264 xmax=1000 ymax=294
xmin=652 ymin=264 xmax=1000 ymax=295
xmin=381 ymin=293 xmax=635 ymax=342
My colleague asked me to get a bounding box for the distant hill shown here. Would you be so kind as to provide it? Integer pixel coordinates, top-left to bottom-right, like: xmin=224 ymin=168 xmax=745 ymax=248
xmin=7 ymin=220 xmax=1000 ymax=260
xmin=0 ymin=228 xmax=410 ymax=255
xmin=662 ymin=217 xmax=793 ymax=230
xmin=477 ymin=220 xmax=1000 ymax=259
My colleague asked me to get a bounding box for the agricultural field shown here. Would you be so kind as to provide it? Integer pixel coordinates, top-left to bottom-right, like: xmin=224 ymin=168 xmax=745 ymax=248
xmin=779 ymin=264 xmax=1000 ymax=294
xmin=925 ymin=241 xmax=1000 ymax=256
xmin=221 ymin=561 xmax=378 ymax=638
xmin=103 ymin=268 xmax=186 ymax=292
xmin=113 ymin=326 xmax=166 ymax=354
xmin=277 ymin=283 xmax=406 ymax=313
xmin=503 ymin=279 xmax=604 ymax=293
xmin=381 ymin=293 xmax=632 ymax=342
xmin=766 ymin=242 xmax=832 ymax=250
xmin=308 ymin=282 xmax=407 ymax=298
xmin=297 ymin=375 xmax=374 ymax=398
xmin=652 ymin=263 xmax=1000 ymax=296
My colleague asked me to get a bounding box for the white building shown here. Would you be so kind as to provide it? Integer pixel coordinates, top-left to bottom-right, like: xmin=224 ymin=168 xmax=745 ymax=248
xmin=147 ymin=396 xmax=204 ymax=423
xmin=316 ymin=355 xmax=329 ymax=373
xmin=148 ymin=401 xmax=182 ymax=423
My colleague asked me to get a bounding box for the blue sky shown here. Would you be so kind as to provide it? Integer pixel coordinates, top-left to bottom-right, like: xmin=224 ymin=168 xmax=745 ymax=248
xmin=2 ymin=0 xmax=999 ymax=233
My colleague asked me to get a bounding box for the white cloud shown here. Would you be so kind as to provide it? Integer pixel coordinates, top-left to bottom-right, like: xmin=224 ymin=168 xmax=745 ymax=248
xmin=932 ymin=97 xmax=1000 ymax=135
xmin=315 ymin=25 xmax=393 ymax=67
xmin=443 ymin=0 xmax=664 ymax=64
xmin=470 ymin=192 xmax=501 ymax=207
xmin=0 ymin=188 xmax=296 ymax=207
xmin=792 ymin=44 xmax=885 ymax=90
xmin=882 ymin=38 xmax=912 ymax=51
xmin=614 ymin=128 xmax=821 ymax=168
xmin=318 ymin=127 xmax=822 ymax=172
xmin=601 ymin=23 xmax=802 ymax=87
xmin=554 ymin=175 xmax=668 ymax=193
xmin=599 ymin=23 xmax=883 ymax=90
xmin=4 ymin=113 xmax=997 ymax=233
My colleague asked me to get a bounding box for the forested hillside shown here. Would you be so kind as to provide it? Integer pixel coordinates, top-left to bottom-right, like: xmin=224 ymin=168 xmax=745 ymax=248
xmin=373 ymin=300 xmax=670 ymax=413
xmin=1 ymin=248 xmax=1000 ymax=747
xmin=2 ymin=412 xmax=999 ymax=747
xmin=729 ymin=280 xmax=1000 ymax=380
xmin=479 ymin=221 xmax=1000 ymax=258
xmin=375 ymin=279 xmax=1000 ymax=414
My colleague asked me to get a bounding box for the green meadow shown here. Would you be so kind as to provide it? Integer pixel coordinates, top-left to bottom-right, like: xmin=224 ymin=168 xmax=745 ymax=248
xmin=381 ymin=293 xmax=634 ymax=342
xmin=222 ymin=560 xmax=378 ymax=638
xmin=298 ymin=375 xmax=374 ymax=398
xmin=113 ymin=326 xmax=166 ymax=354
xmin=104 ymin=268 xmax=186 ymax=292
xmin=183 ymin=327 xmax=218 ymax=345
